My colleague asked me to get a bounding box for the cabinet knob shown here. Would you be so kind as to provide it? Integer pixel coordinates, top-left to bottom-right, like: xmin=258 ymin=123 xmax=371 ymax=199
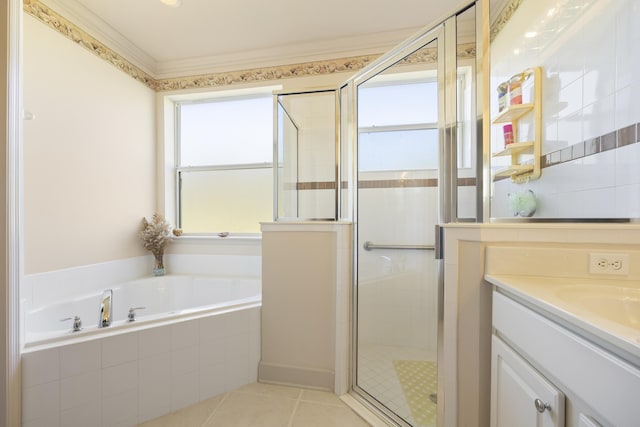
xmin=534 ymin=398 xmax=551 ymax=413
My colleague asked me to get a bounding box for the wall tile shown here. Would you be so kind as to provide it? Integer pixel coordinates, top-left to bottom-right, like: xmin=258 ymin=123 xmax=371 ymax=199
xmin=171 ymin=370 xmax=200 ymax=411
xmin=171 ymin=319 xmax=199 ymax=350
xmin=580 ymin=187 xmax=617 ymax=217
xmin=582 ymin=94 xmax=614 ymax=141
xmin=581 ymin=150 xmax=616 ymax=190
xmin=23 ymin=381 xmax=60 ymax=422
xmin=138 ymin=353 xmax=171 ymax=422
xmin=59 ymin=340 xmax=101 ymax=379
xmin=172 ymin=346 xmax=199 ymax=377
xmin=614 ymin=86 xmax=636 ymax=129
xmin=616 ymin=183 xmax=640 ymax=217
xmin=23 ymin=417 xmax=61 ymax=427
xmin=138 ymin=325 xmax=171 ymax=358
xmin=102 ymin=360 xmax=138 ymax=397
xmin=491 ymin=0 xmax=640 ymax=219
xmin=199 ymin=362 xmax=227 ymax=400
xmin=102 ymin=332 xmax=138 ymax=368
xmin=557 ymin=111 xmax=583 ymax=147
xmin=60 ymin=370 xmax=101 ymax=411
xmin=199 ymin=335 xmax=225 ymax=365
xmin=60 ymin=400 xmax=100 ymax=427
xmin=102 ymin=390 xmax=138 ymax=427
xmin=22 ymin=348 xmax=59 ymax=388
xmin=616 ymin=4 xmax=635 ymax=90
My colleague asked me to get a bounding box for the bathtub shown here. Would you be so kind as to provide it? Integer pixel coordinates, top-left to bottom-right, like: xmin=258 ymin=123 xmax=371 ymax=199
xmin=24 ymin=274 xmax=261 ymax=347
xmin=22 ymin=274 xmax=262 ymax=426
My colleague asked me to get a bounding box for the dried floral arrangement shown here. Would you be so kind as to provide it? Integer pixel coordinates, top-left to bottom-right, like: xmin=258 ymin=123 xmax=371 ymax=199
xmin=139 ymin=214 xmax=182 ymax=270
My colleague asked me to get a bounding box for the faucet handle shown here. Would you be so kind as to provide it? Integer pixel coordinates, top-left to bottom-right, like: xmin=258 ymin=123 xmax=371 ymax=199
xmin=127 ymin=307 xmax=146 ymax=322
xmin=60 ymin=316 xmax=82 ymax=332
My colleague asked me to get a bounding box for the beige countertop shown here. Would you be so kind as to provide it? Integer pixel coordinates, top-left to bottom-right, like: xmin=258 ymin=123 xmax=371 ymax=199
xmin=485 ymin=274 xmax=640 ymax=364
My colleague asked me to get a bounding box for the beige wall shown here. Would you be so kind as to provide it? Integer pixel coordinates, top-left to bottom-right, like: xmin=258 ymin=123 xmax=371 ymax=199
xmin=260 ymin=228 xmax=337 ymax=389
xmin=23 ymin=15 xmax=156 ymax=274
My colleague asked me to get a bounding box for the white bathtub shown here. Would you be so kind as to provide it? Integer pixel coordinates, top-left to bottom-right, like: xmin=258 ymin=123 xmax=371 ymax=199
xmin=25 ymin=274 xmax=261 ymax=347
xmin=22 ymin=274 xmax=262 ymax=425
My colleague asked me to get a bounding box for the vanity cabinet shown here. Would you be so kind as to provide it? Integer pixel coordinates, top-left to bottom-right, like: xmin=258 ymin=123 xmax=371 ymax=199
xmin=490 ymin=290 xmax=640 ymax=427
xmin=491 ymin=335 xmax=564 ymax=427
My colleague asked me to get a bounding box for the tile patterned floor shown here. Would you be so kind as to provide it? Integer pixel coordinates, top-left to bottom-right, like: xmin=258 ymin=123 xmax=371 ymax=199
xmin=357 ymin=344 xmax=436 ymax=427
xmin=137 ymin=382 xmax=371 ymax=427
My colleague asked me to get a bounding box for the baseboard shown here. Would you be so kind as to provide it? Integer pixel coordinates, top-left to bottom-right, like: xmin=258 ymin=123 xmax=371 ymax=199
xmin=258 ymin=361 xmax=334 ymax=392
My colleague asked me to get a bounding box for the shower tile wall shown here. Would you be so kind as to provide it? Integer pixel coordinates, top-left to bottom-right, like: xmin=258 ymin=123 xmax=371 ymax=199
xmin=490 ymin=0 xmax=640 ymax=218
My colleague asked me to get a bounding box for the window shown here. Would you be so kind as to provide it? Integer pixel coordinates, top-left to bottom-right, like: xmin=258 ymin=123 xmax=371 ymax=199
xmin=358 ymin=79 xmax=440 ymax=172
xmin=176 ymin=95 xmax=273 ymax=234
xmin=358 ymin=71 xmax=472 ymax=172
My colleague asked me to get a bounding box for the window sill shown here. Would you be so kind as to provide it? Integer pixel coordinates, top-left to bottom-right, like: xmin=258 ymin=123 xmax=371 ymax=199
xmin=174 ymin=233 xmax=262 ymax=241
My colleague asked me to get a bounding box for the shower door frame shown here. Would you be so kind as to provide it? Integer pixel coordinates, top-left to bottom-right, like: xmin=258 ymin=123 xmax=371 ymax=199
xmin=341 ymin=2 xmax=483 ymax=426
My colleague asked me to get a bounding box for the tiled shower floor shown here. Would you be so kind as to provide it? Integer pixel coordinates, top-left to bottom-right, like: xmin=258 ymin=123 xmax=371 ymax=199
xmin=137 ymin=382 xmax=370 ymax=427
xmin=357 ymin=344 xmax=436 ymax=427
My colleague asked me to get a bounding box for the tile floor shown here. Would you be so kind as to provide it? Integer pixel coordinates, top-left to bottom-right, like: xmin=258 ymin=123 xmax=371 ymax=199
xmin=357 ymin=343 xmax=435 ymax=426
xmin=137 ymin=382 xmax=371 ymax=427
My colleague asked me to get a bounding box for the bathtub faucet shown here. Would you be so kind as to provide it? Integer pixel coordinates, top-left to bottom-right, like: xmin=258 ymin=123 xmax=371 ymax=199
xmin=98 ymin=289 xmax=113 ymax=328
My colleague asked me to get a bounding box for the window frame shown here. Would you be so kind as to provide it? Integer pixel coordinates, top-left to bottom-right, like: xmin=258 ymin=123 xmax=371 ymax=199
xmin=170 ymin=90 xmax=278 ymax=236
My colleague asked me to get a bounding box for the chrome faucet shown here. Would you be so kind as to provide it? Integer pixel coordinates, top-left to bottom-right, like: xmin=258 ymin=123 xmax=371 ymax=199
xmin=98 ymin=289 xmax=113 ymax=328
xmin=60 ymin=315 xmax=82 ymax=332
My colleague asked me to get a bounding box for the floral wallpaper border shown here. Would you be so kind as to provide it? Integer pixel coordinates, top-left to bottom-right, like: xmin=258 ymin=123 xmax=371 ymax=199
xmin=490 ymin=0 xmax=524 ymax=42
xmin=24 ymin=0 xmax=476 ymax=92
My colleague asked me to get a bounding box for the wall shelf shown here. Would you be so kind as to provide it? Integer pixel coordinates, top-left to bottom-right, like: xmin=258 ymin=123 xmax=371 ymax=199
xmin=493 ymin=164 xmax=534 ymax=178
xmin=492 ymin=141 xmax=534 ymax=157
xmin=491 ymin=67 xmax=542 ymax=183
xmin=492 ymin=104 xmax=534 ymax=124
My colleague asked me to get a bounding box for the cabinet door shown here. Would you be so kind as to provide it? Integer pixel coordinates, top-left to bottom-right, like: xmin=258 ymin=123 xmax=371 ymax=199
xmin=491 ymin=336 xmax=565 ymax=427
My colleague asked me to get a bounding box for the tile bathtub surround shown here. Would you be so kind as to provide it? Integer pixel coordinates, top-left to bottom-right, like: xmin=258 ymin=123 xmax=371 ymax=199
xmin=22 ymin=306 xmax=261 ymax=427
xmin=138 ymin=383 xmax=370 ymax=427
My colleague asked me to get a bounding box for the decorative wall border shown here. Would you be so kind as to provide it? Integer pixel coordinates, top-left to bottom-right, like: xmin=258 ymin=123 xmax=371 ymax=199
xmin=294 ymin=178 xmax=477 ymax=190
xmin=494 ymin=122 xmax=640 ymax=182
xmin=542 ymin=123 xmax=640 ymax=169
xmin=490 ymin=0 xmax=524 ymax=42
xmin=24 ymin=0 xmax=476 ymax=93
xmin=23 ymin=0 xmax=157 ymax=90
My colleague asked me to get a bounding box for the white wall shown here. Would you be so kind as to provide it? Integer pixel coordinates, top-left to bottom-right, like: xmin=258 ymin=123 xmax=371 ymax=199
xmin=23 ymin=15 xmax=157 ymax=274
xmin=490 ymin=0 xmax=640 ymax=218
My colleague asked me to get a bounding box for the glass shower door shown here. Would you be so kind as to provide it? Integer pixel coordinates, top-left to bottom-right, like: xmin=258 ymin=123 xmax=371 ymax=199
xmin=354 ymin=34 xmax=442 ymax=427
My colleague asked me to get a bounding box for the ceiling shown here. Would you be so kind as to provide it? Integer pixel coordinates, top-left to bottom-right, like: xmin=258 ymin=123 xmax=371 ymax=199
xmin=41 ymin=0 xmax=482 ymax=78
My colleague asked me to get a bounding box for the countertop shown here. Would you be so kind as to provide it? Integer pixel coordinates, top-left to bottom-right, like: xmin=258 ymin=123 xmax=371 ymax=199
xmin=485 ymin=274 xmax=640 ymax=365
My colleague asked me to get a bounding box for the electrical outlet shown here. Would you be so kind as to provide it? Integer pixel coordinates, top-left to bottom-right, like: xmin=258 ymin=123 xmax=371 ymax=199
xmin=588 ymin=253 xmax=629 ymax=275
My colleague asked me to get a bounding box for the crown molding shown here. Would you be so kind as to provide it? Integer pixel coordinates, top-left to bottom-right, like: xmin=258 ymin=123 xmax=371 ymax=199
xmin=154 ymin=27 xmax=418 ymax=79
xmin=25 ymin=0 xmax=476 ymax=93
xmin=39 ymin=0 xmax=157 ymax=76
xmin=36 ymin=0 xmax=419 ymax=80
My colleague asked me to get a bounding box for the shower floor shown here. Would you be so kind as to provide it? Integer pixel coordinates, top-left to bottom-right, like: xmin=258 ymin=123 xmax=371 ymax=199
xmin=357 ymin=343 xmax=437 ymax=427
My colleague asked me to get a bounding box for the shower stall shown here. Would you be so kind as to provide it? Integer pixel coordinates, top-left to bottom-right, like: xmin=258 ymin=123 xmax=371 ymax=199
xmin=340 ymin=3 xmax=482 ymax=426
xmin=273 ymin=2 xmax=482 ymax=426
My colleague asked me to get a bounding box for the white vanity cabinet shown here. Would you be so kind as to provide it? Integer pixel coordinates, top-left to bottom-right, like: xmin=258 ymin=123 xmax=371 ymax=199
xmin=491 ymin=335 xmax=564 ymax=427
xmin=490 ymin=289 xmax=640 ymax=427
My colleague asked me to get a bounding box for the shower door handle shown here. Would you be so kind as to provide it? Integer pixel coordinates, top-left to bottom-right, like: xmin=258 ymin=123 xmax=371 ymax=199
xmin=363 ymin=241 xmax=434 ymax=251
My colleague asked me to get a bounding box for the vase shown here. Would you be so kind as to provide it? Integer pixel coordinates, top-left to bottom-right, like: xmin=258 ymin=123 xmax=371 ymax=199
xmin=152 ymin=254 xmax=165 ymax=276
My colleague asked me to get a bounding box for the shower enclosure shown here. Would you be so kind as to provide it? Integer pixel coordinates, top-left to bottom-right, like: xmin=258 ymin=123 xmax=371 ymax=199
xmin=340 ymin=3 xmax=481 ymax=426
